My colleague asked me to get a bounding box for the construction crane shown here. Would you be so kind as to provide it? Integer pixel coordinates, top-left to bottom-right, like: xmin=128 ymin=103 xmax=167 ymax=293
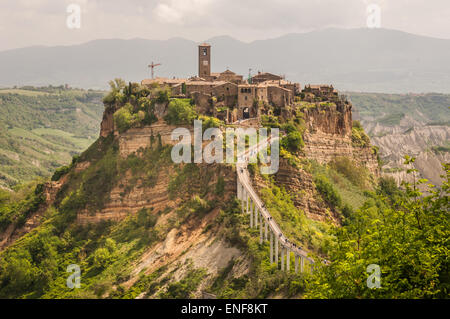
xmin=148 ymin=62 xmax=161 ymax=79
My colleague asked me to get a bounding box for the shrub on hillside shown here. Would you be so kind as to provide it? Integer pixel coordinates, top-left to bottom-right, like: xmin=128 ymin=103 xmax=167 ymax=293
xmin=377 ymin=176 xmax=401 ymax=198
xmin=164 ymin=99 xmax=197 ymax=125
xmin=351 ymin=121 xmax=370 ymax=147
xmin=314 ymin=175 xmax=342 ymax=209
xmin=282 ymin=131 xmax=304 ymax=153
xmin=113 ymin=103 xmax=145 ymax=133
xmin=199 ymin=115 xmax=222 ymax=130
xmin=330 ymin=157 xmax=368 ymax=188
xmin=51 ymin=165 xmax=70 ymax=181
xmin=154 ymin=87 xmax=171 ymax=104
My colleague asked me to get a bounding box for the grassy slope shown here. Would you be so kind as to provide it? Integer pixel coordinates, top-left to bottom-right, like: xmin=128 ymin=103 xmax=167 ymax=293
xmin=0 ymin=87 xmax=104 ymax=188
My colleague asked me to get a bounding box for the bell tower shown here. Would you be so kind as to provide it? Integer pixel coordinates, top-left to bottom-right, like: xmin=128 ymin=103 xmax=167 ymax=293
xmin=198 ymin=43 xmax=211 ymax=78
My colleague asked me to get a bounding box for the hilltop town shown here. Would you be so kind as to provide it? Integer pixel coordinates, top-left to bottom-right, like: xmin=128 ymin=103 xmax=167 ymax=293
xmin=141 ymin=43 xmax=349 ymax=123
xmin=1 ymin=40 xmax=447 ymax=301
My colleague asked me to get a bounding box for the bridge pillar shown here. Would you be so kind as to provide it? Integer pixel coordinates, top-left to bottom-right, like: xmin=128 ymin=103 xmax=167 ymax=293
xmin=249 ymin=203 xmax=253 ymax=228
xmin=300 ymin=256 xmax=304 ymax=273
xmin=270 ymin=232 xmax=273 ymax=263
xmin=286 ymin=248 xmax=290 ymax=272
xmin=281 ymin=246 xmax=285 ymax=271
xmin=238 ymin=180 xmax=243 ymax=200
xmin=241 ymin=188 xmax=245 ymax=213
xmin=246 ymin=193 xmax=249 ymax=214
xmin=259 ymin=212 xmax=263 ymax=244
xmin=237 ymin=179 xmax=240 ymax=198
xmin=295 ymin=255 xmax=299 ymax=274
xmin=264 ymin=221 xmax=268 ymax=241
xmin=254 ymin=206 xmax=258 ymax=228
xmin=275 ymin=236 xmax=279 ymax=267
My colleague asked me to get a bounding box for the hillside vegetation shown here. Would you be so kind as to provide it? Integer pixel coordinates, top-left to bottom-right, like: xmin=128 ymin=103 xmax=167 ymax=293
xmin=0 ymin=82 xmax=448 ymax=299
xmin=0 ymin=86 xmax=104 ymax=189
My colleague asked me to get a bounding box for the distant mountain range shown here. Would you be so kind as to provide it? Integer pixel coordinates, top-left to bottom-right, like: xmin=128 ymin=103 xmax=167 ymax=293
xmin=1 ymin=28 xmax=450 ymax=93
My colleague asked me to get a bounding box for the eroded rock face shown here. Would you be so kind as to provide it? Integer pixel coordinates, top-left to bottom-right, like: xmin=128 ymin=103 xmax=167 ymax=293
xmin=0 ymin=180 xmax=63 ymax=251
xmin=273 ymin=158 xmax=341 ymax=224
xmin=368 ymin=123 xmax=449 ymax=186
xmin=302 ymin=102 xmax=379 ymax=177
xmin=154 ymin=102 xmax=168 ymax=119
xmin=302 ymin=103 xmax=352 ymax=136
xmin=100 ymin=107 xmax=115 ymax=137
xmin=118 ymin=123 xmax=193 ymax=157
xmin=91 ymin=100 xmax=379 ymax=228
xmin=77 ymin=162 xmax=236 ymax=224
xmin=77 ymin=166 xmax=174 ymax=224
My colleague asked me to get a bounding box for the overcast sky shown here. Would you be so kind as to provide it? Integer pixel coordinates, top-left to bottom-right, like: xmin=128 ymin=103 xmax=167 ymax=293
xmin=1 ymin=0 xmax=449 ymax=51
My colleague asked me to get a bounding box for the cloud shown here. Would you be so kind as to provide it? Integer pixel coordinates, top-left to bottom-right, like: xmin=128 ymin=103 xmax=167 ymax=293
xmin=153 ymin=0 xmax=213 ymax=25
xmin=153 ymin=3 xmax=183 ymax=24
xmin=0 ymin=0 xmax=449 ymax=51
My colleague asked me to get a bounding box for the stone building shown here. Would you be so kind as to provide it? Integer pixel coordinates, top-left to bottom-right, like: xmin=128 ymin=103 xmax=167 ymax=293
xmin=141 ymin=43 xmax=339 ymax=122
xmin=303 ymin=84 xmax=338 ymax=99
xmin=251 ymin=72 xmax=282 ymax=84
xmin=198 ymin=43 xmax=212 ymax=80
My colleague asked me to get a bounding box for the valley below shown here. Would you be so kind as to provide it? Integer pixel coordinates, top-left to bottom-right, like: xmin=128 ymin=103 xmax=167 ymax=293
xmin=349 ymin=92 xmax=450 ymax=186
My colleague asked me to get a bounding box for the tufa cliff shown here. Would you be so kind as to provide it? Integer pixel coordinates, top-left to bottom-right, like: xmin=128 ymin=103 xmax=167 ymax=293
xmin=0 ymin=81 xmax=381 ymax=299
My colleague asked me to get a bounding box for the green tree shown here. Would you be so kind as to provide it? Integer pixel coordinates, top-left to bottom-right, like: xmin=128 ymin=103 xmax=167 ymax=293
xmin=305 ymin=160 xmax=450 ymax=298
xmin=164 ymin=99 xmax=197 ymax=125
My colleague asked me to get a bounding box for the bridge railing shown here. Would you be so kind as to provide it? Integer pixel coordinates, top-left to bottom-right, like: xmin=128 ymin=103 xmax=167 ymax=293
xmin=236 ymin=134 xmax=316 ymax=271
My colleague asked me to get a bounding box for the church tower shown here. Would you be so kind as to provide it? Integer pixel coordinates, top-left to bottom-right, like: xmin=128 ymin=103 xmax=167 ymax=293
xmin=198 ymin=43 xmax=211 ymax=78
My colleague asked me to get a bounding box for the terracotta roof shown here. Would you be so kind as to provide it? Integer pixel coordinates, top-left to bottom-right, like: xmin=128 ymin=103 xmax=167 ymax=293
xmin=307 ymin=84 xmax=333 ymax=89
xmin=199 ymin=43 xmax=211 ymax=47
xmin=267 ymin=85 xmax=291 ymax=92
xmin=252 ymin=72 xmax=282 ymax=79
xmin=186 ymin=81 xmax=227 ymax=86
xmin=220 ymin=69 xmax=236 ymax=75
xmin=142 ymin=78 xmax=186 ymax=85
xmin=263 ymin=79 xmax=292 ymax=85
xmin=188 ymin=76 xmax=207 ymax=81
xmin=214 ymin=81 xmax=237 ymax=87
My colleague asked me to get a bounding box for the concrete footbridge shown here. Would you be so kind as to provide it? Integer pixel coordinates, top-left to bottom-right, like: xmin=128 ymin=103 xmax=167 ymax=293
xmin=236 ymin=133 xmax=315 ymax=273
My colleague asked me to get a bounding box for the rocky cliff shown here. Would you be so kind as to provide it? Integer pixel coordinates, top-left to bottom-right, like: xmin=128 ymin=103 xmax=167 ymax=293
xmin=273 ymin=158 xmax=341 ymax=224
xmin=302 ymin=102 xmax=379 ymax=177
xmin=83 ymin=98 xmax=380 ymax=226
xmin=0 ymin=180 xmax=63 ymax=250
xmin=0 ymin=91 xmax=383 ymax=299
